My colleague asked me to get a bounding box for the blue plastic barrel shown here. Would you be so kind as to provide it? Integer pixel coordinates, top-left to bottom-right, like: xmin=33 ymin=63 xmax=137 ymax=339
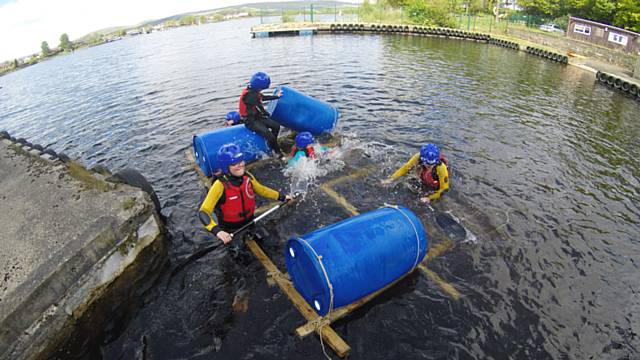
xmin=285 ymin=206 xmax=428 ymax=316
xmin=266 ymin=86 xmax=338 ymax=135
xmin=193 ymin=125 xmax=271 ymax=177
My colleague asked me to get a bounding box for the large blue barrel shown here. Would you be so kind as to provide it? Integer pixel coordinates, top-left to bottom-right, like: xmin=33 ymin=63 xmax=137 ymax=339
xmin=285 ymin=206 xmax=428 ymax=316
xmin=266 ymin=86 xmax=338 ymax=135
xmin=193 ymin=125 xmax=270 ymax=177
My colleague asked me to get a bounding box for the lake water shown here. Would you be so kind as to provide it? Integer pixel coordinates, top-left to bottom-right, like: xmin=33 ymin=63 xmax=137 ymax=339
xmin=1 ymin=17 xmax=639 ymax=360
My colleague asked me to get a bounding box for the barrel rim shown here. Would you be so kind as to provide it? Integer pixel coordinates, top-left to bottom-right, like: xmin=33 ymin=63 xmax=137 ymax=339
xmin=285 ymin=236 xmax=331 ymax=314
xmin=192 ymin=134 xmax=212 ymax=177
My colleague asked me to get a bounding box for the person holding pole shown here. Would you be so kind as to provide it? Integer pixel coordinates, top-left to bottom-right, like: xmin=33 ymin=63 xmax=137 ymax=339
xmin=198 ymin=143 xmax=292 ymax=244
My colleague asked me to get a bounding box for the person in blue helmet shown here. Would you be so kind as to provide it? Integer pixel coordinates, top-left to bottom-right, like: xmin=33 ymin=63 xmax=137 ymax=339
xmin=199 ymin=143 xmax=292 ymax=244
xmin=224 ymin=111 xmax=242 ymax=127
xmin=286 ymin=131 xmax=335 ymax=165
xmin=288 ymin=132 xmax=318 ymax=163
xmin=381 ymin=143 xmax=450 ymax=204
xmin=239 ymin=72 xmax=283 ymax=154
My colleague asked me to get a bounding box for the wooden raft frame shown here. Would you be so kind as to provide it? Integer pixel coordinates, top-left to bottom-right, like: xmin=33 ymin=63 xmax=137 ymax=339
xmin=186 ymin=150 xmax=414 ymax=357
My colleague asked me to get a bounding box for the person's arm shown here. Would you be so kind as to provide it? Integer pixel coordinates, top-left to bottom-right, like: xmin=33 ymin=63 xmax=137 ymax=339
xmin=247 ymin=172 xmax=283 ymax=201
xmin=427 ymin=163 xmax=450 ymax=201
xmin=387 ymin=153 xmax=420 ymax=180
xmin=262 ymin=94 xmax=279 ymax=101
xmin=198 ymin=180 xmax=224 ymax=233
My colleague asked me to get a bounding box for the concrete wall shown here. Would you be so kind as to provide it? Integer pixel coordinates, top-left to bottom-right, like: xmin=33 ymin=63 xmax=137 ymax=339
xmin=0 ymin=137 xmax=165 ymax=360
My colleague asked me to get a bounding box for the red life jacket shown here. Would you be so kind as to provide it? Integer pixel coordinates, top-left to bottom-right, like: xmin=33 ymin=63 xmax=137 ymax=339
xmin=288 ymin=145 xmax=315 ymax=159
xmin=238 ymin=88 xmax=262 ymax=118
xmin=219 ymin=175 xmax=256 ymax=223
xmin=420 ymin=155 xmax=448 ymax=190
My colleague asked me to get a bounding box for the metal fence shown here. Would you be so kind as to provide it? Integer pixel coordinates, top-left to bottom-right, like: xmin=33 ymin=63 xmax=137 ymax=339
xmin=255 ymin=4 xmax=559 ymax=35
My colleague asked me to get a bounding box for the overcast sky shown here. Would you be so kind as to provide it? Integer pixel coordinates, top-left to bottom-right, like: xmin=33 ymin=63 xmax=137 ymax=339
xmin=0 ymin=0 xmax=292 ymax=62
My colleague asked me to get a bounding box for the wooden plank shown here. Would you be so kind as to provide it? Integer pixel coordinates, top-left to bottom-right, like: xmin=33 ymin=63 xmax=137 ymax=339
xmin=185 ymin=150 xmax=211 ymax=188
xmin=425 ymin=239 xmax=454 ymax=263
xmin=246 ymin=239 xmax=351 ymax=358
xmin=319 ymin=166 xmax=375 ymax=217
xmin=320 ymin=184 xmax=360 ymax=216
xmin=418 ymin=263 xmax=461 ymax=301
xmin=295 ymin=269 xmax=415 ymax=338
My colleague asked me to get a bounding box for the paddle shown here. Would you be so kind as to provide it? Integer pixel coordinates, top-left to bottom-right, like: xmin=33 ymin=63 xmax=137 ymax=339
xmin=426 ymin=204 xmax=467 ymax=243
xmin=171 ymin=194 xmax=298 ymax=277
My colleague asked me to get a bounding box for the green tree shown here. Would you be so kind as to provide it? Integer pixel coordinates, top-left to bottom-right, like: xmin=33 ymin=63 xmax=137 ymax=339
xmin=518 ymin=0 xmax=560 ymax=16
xmin=41 ymin=41 xmax=50 ymax=57
xmin=199 ymin=15 xmax=207 ymax=24
xmin=180 ymin=15 xmax=195 ymax=25
xmin=614 ymin=0 xmax=640 ymax=31
xmin=405 ymin=0 xmax=457 ymax=27
xmin=590 ymin=0 xmax=616 ymax=24
xmin=59 ymin=33 xmax=71 ymax=51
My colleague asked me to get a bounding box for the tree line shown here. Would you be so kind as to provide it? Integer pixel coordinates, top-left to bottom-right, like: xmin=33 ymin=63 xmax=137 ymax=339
xmin=40 ymin=33 xmax=73 ymax=57
xmin=375 ymin=0 xmax=639 ymax=32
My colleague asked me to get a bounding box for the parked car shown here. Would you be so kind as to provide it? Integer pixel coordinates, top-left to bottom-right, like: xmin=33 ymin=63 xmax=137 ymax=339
xmin=539 ymin=23 xmax=565 ymax=34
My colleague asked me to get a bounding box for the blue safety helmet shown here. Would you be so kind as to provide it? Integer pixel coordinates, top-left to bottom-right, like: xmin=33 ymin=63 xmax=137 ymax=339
xmin=217 ymin=143 xmax=244 ymax=174
xmin=295 ymin=132 xmax=315 ymax=149
xmin=249 ymin=72 xmax=271 ymax=90
xmin=420 ymin=143 xmax=440 ymax=165
xmin=225 ymin=111 xmax=241 ymax=124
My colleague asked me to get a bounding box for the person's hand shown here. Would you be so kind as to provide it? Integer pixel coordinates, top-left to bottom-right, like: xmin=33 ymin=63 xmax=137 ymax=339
xmin=381 ymin=178 xmax=394 ymax=187
xmin=225 ymin=120 xmax=234 ymax=127
xmin=420 ymin=197 xmax=431 ymax=204
xmin=284 ymin=194 xmax=294 ymax=202
xmin=278 ymin=90 xmax=283 ymax=97
xmin=216 ymin=230 xmax=233 ymax=244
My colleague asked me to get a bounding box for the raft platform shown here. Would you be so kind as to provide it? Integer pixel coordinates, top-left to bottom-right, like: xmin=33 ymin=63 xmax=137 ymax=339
xmin=186 ymin=149 xmax=461 ymax=357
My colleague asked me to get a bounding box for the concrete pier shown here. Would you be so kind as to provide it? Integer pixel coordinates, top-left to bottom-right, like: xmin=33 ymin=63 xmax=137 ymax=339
xmin=0 ymin=138 xmax=164 ymax=359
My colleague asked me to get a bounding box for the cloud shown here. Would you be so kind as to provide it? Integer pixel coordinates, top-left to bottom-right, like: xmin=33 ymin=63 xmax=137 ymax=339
xmin=0 ymin=0 xmax=262 ymax=61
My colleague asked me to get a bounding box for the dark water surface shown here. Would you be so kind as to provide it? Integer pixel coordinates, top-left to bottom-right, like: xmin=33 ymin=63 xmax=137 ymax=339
xmin=1 ymin=18 xmax=639 ymax=359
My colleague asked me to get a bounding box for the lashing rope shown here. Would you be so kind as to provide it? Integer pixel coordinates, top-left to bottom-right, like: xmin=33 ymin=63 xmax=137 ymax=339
xmin=296 ymin=237 xmax=334 ymax=360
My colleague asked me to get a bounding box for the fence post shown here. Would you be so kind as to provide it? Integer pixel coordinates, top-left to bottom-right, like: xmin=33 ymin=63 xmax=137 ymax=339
xmin=489 ymin=15 xmax=493 ymax=33
xmin=634 ymin=55 xmax=640 ymax=80
xmin=311 ymin=4 xmax=314 ymax=23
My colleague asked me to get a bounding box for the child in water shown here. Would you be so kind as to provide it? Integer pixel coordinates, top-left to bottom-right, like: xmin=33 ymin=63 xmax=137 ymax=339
xmin=286 ymin=132 xmax=333 ymax=166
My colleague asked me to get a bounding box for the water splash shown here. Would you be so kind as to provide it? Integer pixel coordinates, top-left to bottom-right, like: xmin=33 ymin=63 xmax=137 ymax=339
xmin=283 ymin=144 xmax=346 ymax=196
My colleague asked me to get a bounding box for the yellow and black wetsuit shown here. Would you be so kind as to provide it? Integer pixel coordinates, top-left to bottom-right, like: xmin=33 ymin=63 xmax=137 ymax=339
xmin=387 ymin=152 xmax=450 ymax=202
xmin=198 ymin=171 xmax=282 ymax=235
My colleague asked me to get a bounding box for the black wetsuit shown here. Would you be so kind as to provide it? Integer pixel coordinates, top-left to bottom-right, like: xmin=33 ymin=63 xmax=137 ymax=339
xmin=241 ymin=88 xmax=282 ymax=153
